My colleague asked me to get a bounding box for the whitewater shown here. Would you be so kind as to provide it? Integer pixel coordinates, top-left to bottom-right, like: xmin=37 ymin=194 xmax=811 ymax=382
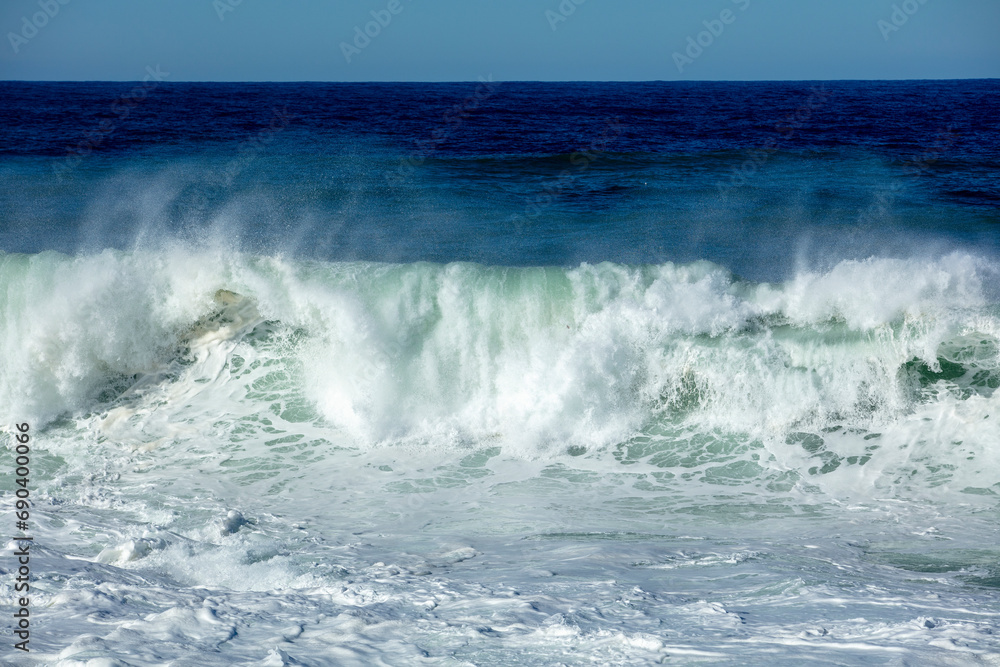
xmin=2 ymin=245 xmax=999 ymax=665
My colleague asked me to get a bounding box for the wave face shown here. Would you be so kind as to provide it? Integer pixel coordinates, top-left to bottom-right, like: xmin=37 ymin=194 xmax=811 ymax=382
xmin=4 ymin=252 xmax=1000 ymax=663
xmin=4 ymin=248 xmax=998 ymax=485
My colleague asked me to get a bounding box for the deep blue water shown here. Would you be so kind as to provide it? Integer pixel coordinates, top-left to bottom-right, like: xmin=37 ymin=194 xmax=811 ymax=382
xmin=4 ymin=81 xmax=1000 ymax=664
xmin=0 ymin=80 xmax=997 ymax=279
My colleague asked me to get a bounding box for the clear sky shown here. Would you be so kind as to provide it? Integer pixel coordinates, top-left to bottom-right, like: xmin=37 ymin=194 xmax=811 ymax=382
xmin=1 ymin=0 xmax=998 ymax=81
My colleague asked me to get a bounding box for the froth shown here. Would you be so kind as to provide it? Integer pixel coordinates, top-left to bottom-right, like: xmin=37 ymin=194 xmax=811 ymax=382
xmin=1 ymin=250 xmax=996 ymax=468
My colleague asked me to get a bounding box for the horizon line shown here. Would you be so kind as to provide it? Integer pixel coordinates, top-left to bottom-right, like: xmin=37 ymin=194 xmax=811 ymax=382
xmin=1 ymin=77 xmax=997 ymax=84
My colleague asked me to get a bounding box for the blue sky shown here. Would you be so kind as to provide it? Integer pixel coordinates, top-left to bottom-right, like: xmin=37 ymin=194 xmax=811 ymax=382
xmin=2 ymin=0 xmax=998 ymax=81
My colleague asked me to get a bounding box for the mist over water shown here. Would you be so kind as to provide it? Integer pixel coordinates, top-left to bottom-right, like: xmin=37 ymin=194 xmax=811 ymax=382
xmin=2 ymin=80 xmax=998 ymax=276
xmin=2 ymin=81 xmax=1000 ymax=664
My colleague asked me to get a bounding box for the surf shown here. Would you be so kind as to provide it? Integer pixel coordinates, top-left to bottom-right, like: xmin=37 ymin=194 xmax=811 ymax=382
xmin=2 ymin=247 xmax=997 ymax=501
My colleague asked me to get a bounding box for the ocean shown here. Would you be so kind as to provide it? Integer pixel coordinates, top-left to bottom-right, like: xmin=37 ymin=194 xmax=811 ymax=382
xmin=1 ymin=80 xmax=999 ymax=665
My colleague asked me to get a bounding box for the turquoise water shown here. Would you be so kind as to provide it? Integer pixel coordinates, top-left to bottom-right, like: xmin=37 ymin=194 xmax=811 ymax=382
xmin=2 ymin=248 xmax=1000 ymax=664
